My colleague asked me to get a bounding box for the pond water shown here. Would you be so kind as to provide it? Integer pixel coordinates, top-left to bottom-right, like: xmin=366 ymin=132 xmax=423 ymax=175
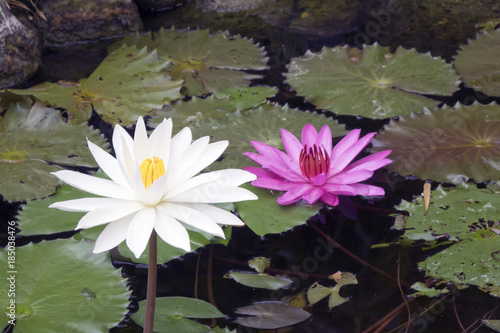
xmin=3 ymin=1 xmax=500 ymax=333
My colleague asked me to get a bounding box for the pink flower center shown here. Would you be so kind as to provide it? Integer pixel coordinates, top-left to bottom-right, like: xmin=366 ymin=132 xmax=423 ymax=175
xmin=299 ymin=144 xmax=330 ymax=182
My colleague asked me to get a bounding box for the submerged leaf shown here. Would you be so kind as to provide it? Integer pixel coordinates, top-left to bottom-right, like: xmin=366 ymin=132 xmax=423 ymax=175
xmin=0 ymin=239 xmax=131 ymax=332
xmin=248 ymin=257 xmax=271 ymax=274
xmin=454 ymin=30 xmax=500 ymax=96
xmin=0 ymin=100 xmax=108 ymax=201
xmin=234 ymin=301 xmax=311 ymax=329
xmin=116 ymin=28 xmax=269 ymax=96
xmin=286 ymin=44 xmax=459 ymax=118
xmin=409 ymin=282 xmax=449 ymax=298
xmin=370 ymin=102 xmax=500 ymax=184
xmin=131 ymin=297 xmax=223 ymax=333
xmin=307 ymin=272 xmax=358 ymax=308
xmin=229 ymin=271 xmax=293 ymax=290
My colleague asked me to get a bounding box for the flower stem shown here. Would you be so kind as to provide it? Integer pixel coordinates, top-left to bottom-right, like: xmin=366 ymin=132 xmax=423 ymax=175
xmin=144 ymin=230 xmax=157 ymax=333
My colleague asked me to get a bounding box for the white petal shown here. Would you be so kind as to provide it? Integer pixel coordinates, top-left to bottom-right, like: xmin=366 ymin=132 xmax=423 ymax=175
xmin=154 ymin=211 xmax=191 ymax=252
xmin=195 ymin=204 xmax=245 ymax=226
xmin=93 ymin=216 xmax=132 ymax=253
xmin=157 ymin=202 xmax=224 ymax=238
xmin=49 ymin=197 xmax=124 ymax=212
xmin=116 ymin=133 xmax=136 ymax=181
xmin=126 ymin=207 xmax=156 ymax=258
xmin=76 ymin=201 xmax=143 ymax=229
xmin=87 ymin=140 xmax=129 ymax=189
xmin=174 ymin=140 xmax=228 ymax=185
xmin=51 ymin=170 xmax=136 ymax=200
xmin=149 ymin=118 xmax=172 ymax=162
xmin=168 ymin=127 xmax=192 ymax=168
xmin=166 ymin=136 xmax=210 ymax=189
xmin=142 ymin=173 xmax=168 ymax=206
xmin=133 ymin=117 xmax=152 ymax=164
xmin=113 ymin=124 xmax=134 ymax=166
xmin=170 ymin=185 xmax=257 ymax=203
xmin=166 ymin=169 xmax=256 ymax=199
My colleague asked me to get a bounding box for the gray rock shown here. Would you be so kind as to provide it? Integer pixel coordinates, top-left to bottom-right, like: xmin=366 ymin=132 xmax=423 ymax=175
xmin=0 ymin=3 xmax=42 ymax=89
xmin=33 ymin=0 xmax=143 ymax=46
xmin=134 ymin=0 xmax=186 ymax=10
xmin=197 ymin=0 xmax=269 ymax=13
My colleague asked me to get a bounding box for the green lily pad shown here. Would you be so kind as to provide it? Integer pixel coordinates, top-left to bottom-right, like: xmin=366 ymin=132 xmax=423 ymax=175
xmin=248 ymin=256 xmax=271 ymax=274
xmin=286 ymin=44 xmax=459 ymax=118
xmin=191 ymin=103 xmax=347 ymax=171
xmin=131 ymin=297 xmax=224 ymax=333
xmin=12 ymin=45 xmax=183 ymax=126
xmin=418 ymin=236 xmax=500 ymax=296
xmin=0 ymin=100 xmax=108 ymax=201
xmin=395 ymin=183 xmax=500 ymax=243
xmin=235 ymin=183 xmax=321 ymax=236
xmin=409 ymin=282 xmax=450 ymax=298
xmin=234 ymin=301 xmax=311 ymax=329
xmin=148 ymin=86 xmax=278 ymax=130
xmin=229 ymin=272 xmax=293 ymax=290
xmin=454 ymin=30 xmax=500 ymax=96
xmin=16 ymin=170 xmax=106 ymax=236
xmin=307 ymin=272 xmax=358 ymax=308
xmin=370 ymin=102 xmax=500 ymax=184
xmin=0 ymin=239 xmax=131 ymax=332
xmin=482 ymin=319 xmax=500 ymax=332
xmin=116 ymin=28 xmax=269 ymax=96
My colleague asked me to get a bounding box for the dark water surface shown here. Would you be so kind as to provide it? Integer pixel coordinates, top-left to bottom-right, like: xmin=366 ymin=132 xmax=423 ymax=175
xmin=6 ymin=1 xmax=500 ymax=332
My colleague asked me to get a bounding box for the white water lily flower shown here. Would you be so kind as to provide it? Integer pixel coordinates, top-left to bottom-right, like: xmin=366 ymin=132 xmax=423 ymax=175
xmin=49 ymin=117 xmax=257 ymax=258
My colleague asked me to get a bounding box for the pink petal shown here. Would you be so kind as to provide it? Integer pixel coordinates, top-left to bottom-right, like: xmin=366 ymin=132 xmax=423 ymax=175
xmin=330 ymin=129 xmax=360 ymax=164
xmin=330 ymin=132 xmax=377 ymax=175
xmin=321 ymin=183 xmax=357 ymax=196
xmin=277 ymin=184 xmax=313 ymax=205
xmin=281 ymin=129 xmax=302 ymax=163
xmin=301 ymin=124 xmax=318 ymax=148
xmin=343 ymin=150 xmax=392 ymax=173
xmin=251 ymin=178 xmax=298 ymax=191
xmin=244 ymin=166 xmax=281 ymax=179
xmin=328 ymin=170 xmax=374 ymax=184
xmin=243 ymin=148 xmax=304 ymax=183
xmin=349 ymin=184 xmax=385 ymax=196
xmin=320 ymin=192 xmax=339 ymax=206
xmin=303 ymin=187 xmax=324 ymax=205
xmin=315 ymin=125 xmax=332 ymax=153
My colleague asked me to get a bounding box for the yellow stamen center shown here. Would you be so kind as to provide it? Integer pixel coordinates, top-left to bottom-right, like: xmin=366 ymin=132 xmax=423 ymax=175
xmin=139 ymin=156 xmax=165 ymax=189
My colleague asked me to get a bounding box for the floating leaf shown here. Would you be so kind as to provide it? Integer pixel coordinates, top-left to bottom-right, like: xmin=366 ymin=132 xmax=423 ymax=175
xmin=370 ymin=102 xmax=500 ymax=184
xmin=409 ymin=282 xmax=450 ymax=298
xmin=454 ymin=30 xmax=500 ymax=96
xmin=0 ymin=239 xmax=131 ymax=332
xmin=116 ymin=28 xmax=269 ymax=96
xmin=191 ymin=103 xmax=347 ymax=171
xmin=234 ymin=301 xmax=311 ymax=329
xmin=148 ymin=86 xmax=277 ymax=130
xmin=418 ymin=236 xmax=500 ymax=296
xmin=286 ymin=44 xmax=459 ymax=118
xmin=12 ymin=45 xmax=183 ymax=126
xmin=307 ymin=272 xmax=357 ymax=308
xmin=482 ymin=319 xmax=500 ymax=332
xmin=235 ymin=183 xmax=320 ymax=236
xmin=229 ymin=272 xmax=293 ymax=290
xmin=0 ymin=100 xmax=108 ymax=201
xmin=395 ymin=183 xmax=500 ymax=243
xmin=131 ymin=297 xmax=224 ymax=333
xmin=248 ymin=257 xmax=271 ymax=274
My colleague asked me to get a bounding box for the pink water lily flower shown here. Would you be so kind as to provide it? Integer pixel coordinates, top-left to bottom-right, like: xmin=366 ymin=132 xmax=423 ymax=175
xmin=243 ymin=124 xmax=391 ymax=206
